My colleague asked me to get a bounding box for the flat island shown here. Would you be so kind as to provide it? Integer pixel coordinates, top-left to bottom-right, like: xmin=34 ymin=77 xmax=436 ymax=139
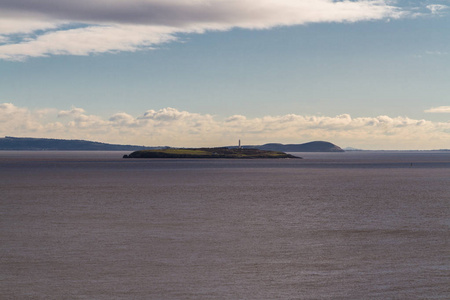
xmin=123 ymin=148 xmax=300 ymax=159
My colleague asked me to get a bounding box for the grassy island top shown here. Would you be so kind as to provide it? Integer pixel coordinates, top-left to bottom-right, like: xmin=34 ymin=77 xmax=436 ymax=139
xmin=123 ymin=148 xmax=300 ymax=159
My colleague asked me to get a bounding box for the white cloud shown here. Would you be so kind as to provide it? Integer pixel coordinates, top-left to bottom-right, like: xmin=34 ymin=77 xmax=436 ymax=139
xmin=140 ymin=107 xmax=201 ymax=121
xmin=58 ymin=106 xmax=86 ymax=117
xmin=0 ymin=25 xmax=178 ymax=61
xmin=0 ymin=0 xmax=404 ymax=60
xmin=0 ymin=102 xmax=51 ymax=134
xmin=0 ymin=17 xmax=61 ymax=35
xmin=425 ymin=106 xmax=450 ymax=113
xmin=426 ymin=4 xmax=449 ymax=15
xmin=109 ymin=113 xmax=137 ymax=126
xmin=1 ymin=102 xmax=450 ymax=150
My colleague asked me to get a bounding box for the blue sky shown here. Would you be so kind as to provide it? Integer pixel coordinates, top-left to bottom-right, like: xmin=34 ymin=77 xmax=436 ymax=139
xmin=0 ymin=0 xmax=449 ymax=149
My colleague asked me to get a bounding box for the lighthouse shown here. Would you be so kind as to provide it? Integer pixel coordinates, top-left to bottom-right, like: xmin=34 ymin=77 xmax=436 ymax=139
xmin=238 ymin=139 xmax=241 ymax=149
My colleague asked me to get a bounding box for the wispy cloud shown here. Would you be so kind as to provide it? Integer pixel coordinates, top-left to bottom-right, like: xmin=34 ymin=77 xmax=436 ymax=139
xmin=426 ymin=4 xmax=449 ymax=15
xmin=425 ymin=106 xmax=450 ymax=113
xmin=425 ymin=50 xmax=449 ymax=56
xmin=1 ymin=103 xmax=449 ymax=150
xmin=0 ymin=0 xmax=405 ymax=60
xmin=0 ymin=25 xmax=178 ymax=61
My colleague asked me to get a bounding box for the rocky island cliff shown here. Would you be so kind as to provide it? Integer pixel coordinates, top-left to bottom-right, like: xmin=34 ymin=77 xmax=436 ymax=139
xmin=124 ymin=148 xmax=300 ymax=159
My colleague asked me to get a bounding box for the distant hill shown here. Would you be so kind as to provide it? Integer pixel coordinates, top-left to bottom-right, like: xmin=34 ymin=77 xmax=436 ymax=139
xmin=0 ymin=136 xmax=344 ymax=152
xmin=257 ymin=141 xmax=344 ymax=152
xmin=0 ymin=136 xmax=159 ymax=151
xmin=231 ymin=141 xmax=344 ymax=152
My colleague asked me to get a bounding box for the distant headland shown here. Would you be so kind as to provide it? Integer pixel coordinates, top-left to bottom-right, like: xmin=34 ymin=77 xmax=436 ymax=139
xmin=0 ymin=136 xmax=156 ymax=151
xmin=236 ymin=141 xmax=344 ymax=152
xmin=0 ymin=136 xmax=344 ymax=153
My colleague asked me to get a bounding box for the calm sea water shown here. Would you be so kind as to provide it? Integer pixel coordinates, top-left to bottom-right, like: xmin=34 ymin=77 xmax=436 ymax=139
xmin=1 ymin=151 xmax=449 ymax=299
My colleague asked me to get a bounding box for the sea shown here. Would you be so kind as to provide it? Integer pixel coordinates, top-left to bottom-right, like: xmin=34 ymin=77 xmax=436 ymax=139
xmin=1 ymin=151 xmax=449 ymax=299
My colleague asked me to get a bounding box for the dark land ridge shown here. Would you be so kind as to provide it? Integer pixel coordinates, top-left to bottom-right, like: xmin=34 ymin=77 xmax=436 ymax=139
xmin=124 ymin=148 xmax=300 ymax=159
xmin=0 ymin=136 xmax=159 ymax=151
xmin=0 ymin=136 xmax=343 ymax=152
xmin=233 ymin=141 xmax=344 ymax=152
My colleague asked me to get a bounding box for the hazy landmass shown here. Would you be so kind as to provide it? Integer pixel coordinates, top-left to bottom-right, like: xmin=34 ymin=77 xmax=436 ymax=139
xmin=344 ymin=147 xmax=363 ymax=151
xmin=0 ymin=136 xmax=160 ymax=151
xmin=249 ymin=141 xmax=344 ymax=152
xmin=0 ymin=137 xmax=344 ymax=152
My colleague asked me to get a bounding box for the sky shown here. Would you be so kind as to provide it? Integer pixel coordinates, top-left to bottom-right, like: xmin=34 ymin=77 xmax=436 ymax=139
xmin=0 ymin=0 xmax=449 ymax=150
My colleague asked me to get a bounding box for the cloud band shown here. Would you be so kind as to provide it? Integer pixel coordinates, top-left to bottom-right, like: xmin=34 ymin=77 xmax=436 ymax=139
xmin=0 ymin=0 xmax=403 ymax=60
xmin=1 ymin=103 xmax=449 ymax=150
xmin=425 ymin=106 xmax=450 ymax=113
